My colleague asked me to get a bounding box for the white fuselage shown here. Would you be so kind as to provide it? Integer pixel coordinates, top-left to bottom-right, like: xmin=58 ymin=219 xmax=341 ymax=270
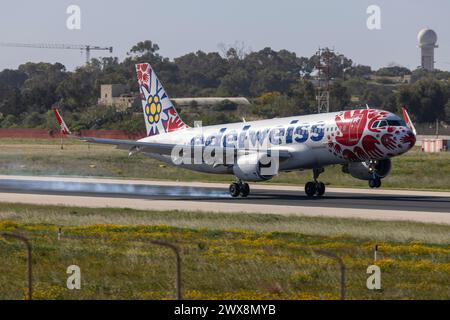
xmin=137 ymin=108 xmax=416 ymax=176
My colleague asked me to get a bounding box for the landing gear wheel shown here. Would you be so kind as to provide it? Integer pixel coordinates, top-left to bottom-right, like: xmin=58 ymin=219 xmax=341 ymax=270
xmin=316 ymin=182 xmax=326 ymax=196
xmin=375 ymin=179 xmax=381 ymax=188
xmin=229 ymin=183 xmax=241 ymax=197
xmin=240 ymin=183 xmax=250 ymax=198
xmin=369 ymin=178 xmax=381 ymax=189
xmin=305 ymin=182 xmax=317 ymax=197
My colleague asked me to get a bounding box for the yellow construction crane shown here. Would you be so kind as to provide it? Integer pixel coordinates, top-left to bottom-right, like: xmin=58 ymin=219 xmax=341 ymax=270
xmin=0 ymin=42 xmax=113 ymax=64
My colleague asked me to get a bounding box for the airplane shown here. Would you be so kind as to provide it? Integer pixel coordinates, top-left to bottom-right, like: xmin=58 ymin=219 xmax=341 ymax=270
xmin=54 ymin=63 xmax=417 ymax=198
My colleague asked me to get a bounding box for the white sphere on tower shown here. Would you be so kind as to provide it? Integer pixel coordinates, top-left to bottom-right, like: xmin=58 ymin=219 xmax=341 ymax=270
xmin=418 ymin=28 xmax=438 ymax=71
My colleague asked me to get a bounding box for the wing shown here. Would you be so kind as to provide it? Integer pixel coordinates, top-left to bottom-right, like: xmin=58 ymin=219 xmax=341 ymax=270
xmin=53 ymin=108 xmax=292 ymax=159
xmin=81 ymin=136 xmax=175 ymax=154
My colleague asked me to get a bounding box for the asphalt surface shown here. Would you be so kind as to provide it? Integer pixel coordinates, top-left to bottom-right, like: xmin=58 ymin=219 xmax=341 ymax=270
xmin=0 ymin=177 xmax=448 ymax=213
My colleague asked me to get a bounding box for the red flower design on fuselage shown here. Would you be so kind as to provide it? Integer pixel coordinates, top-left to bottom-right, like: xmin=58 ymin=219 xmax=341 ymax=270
xmin=335 ymin=109 xmax=368 ymax=147
xmin=327 ymin=109 xmax=414 ymax=162
xmin=362 ymin=135 xmax=383 ymax=158
xmin=381 ymin=134 xmax=397 ymax=150
xmin=354 ymin=146 xmax=369 ymax=160
xmin=367 ymin=110 xmax=389 ymax=133
xmin=342 ymin=149 xmax=359 ymax=161
xmin=400 ymin=132 xmax=416 ymax=149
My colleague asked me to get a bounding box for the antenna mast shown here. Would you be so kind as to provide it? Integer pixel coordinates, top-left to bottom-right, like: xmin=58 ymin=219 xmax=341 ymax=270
xmin=315 ymin=47 xmax=333 ymax=113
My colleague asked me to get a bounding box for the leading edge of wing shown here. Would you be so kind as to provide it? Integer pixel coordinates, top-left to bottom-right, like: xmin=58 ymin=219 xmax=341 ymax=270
xmin=80 ymin=136 xmax=292 ymax=159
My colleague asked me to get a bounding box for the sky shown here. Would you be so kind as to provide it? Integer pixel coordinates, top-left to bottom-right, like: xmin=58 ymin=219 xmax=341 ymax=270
xmin=0 ymin=0 xmax=449 ymax=71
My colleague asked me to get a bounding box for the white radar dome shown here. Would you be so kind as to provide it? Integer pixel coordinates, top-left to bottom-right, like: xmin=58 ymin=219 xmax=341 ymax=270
xmin=418 ymin=28 xmax=437 ymax=46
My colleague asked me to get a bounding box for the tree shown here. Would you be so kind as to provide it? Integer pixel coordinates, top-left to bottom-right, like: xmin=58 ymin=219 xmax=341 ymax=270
xmin=18 ymin=62 xmax=67 ymax=114
xmin=289 ymin=80 xmax=316 ymax=115
xmin=56 ymin=64 xmax=102 ymax=111
xmin=0 ymin=69 xmax=27 ymax=88
xmin=1 ymin=40 xmax=448 ymax=130
xmin=330 ymin=81 xmax=351 ymax=110
xmin=252 ymin=92 xmax=299 ymax=118
xmin=362 ymin=90 xmax=383 ymax=108
xmin=218 ymin=68 xmax=251 ymax=96
xmin=397 ymin=78 xmax=446 ymax=122
xmin=0 ymin=69 xmax=27 ymax=116
xmin=242 ymin=48 xmax=305 ymax=96
xmin=0 ymin=114 xmax=18 ymax=128
xmin=343 ymin=77 xmax=369 ymax=97
xmin=0 ymin=86 xmax=23 ymax=116
xmin=345 ymin=65 xmax=372 ymax=78
xmin=376 ymin=66 xmax=411 ymax=77
xmin=23 ymin=111 xmax=44 ymax=128
xmin=129 ymin=40 xmax=160 ymax=56
xmin=308 ymin=51 xmax=353 ymax=79
xmin=174 ymin=51 xmax=228 ymax=95
xmin=445 ymin=100 xmax=450 ymax=122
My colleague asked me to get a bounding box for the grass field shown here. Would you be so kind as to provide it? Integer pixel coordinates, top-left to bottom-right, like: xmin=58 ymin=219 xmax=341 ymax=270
xmin=1 ymin=138 xmax=448 ymax=300
xmin=0 ymin=138 xmax=449 ymax=190
xmin=0 ymin=203 xmax=449 ymax=300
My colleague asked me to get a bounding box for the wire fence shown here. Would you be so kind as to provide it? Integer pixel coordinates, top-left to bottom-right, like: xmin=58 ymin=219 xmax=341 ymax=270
xmin=0 ymin=233 xmax=33 ymax=300
xmin=0 ymin=231 xmax=354 ymax=300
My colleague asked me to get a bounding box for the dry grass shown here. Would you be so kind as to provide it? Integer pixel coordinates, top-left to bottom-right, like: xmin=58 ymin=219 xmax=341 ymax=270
xmin=0 ymin=217 xmax=448 ymax=300
xmin=0 ymin=203 xmax=449 ymax=244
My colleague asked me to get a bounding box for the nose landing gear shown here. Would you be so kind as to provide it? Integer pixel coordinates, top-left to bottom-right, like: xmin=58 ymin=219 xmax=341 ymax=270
xmin=304 ymin=168 xmax=326 ymax=198
xmin=369 ymin=178 xmax=381 ymax=188
xmin=229 ymin=180 xmax=250 ymax=198
xmin=367 ymin=160 xmax=382 ymax=188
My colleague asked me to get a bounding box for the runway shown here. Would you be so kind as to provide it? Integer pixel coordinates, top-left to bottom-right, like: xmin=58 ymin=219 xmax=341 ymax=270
xmin=0 ymin=175 xmax=449 ymax=224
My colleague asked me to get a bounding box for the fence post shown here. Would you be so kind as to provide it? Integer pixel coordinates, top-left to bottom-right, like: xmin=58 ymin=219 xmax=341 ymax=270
xmin=57 ymin=233 xmax=182 ymax=300
xmin=150 ymin=240 xmax=182 ymax=300
xmin=1 ymin=233 xmax=33 ymax=300
xmin=313 ymin=249 xmax=345 ymax=300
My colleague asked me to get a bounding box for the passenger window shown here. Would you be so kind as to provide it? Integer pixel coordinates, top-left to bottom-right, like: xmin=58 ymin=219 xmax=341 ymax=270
xmin=379 ymin=120 xmax=387 ymax=127
xmin=372 ymin=121 xmax=380 ymax=129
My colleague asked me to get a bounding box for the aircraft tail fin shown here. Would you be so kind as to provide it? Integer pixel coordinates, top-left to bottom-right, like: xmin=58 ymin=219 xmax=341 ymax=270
xmin=136 ymin=63 xmax=188 ymax=137
xmin=53 ymin=108 xmax=72 ymax=135
xmin=402 ymin=106 xmax=417 ymax=135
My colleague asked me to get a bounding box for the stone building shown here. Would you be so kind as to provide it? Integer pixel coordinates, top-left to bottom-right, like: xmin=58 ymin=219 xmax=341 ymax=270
xmin=98 ymin=84 xmax=136 ymax=111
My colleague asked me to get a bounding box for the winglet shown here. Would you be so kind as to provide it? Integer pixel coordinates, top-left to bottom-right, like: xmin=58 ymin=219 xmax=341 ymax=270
xmin=402 ymin=106 xmax=417 ymax=136
xmin=53 ymin=108 xmax=72 ymax=135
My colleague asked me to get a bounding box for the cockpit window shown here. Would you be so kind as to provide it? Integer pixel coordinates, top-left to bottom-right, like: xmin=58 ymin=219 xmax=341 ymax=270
xmin=372 ymin=119 xmax=405 ymax=129
xmin=372 ymin=121 xmax=380 ymax=129
xmin=387 ymin=120 xmax=402 ymax=126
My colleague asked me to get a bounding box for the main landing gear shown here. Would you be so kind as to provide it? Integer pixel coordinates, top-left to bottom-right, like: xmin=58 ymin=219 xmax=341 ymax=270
xmin=305 ymin=168 xmax=326 ymax=198
xmin=229 ymin=180 xmax=250 ymax=198
xmin=369 ymin=178 xmax=381 ymax=188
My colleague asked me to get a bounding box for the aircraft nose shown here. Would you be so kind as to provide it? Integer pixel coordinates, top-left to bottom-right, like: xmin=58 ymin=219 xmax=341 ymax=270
xmin=399 ymin=127 xmax=416 ymax=151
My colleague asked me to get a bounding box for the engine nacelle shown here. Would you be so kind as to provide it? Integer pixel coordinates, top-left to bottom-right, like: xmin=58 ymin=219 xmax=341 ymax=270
xmin=233 ymin=153 xmax=279 ymax=182
xmin=344 ymin=159 xmax=391 ymax=181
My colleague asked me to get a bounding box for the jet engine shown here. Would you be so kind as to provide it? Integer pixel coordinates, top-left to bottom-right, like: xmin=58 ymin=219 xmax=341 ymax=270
xmin=343 ymin=159 xmax=391 ymax=181
xmin=233 ymin=153 xmax=279 ymax=182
